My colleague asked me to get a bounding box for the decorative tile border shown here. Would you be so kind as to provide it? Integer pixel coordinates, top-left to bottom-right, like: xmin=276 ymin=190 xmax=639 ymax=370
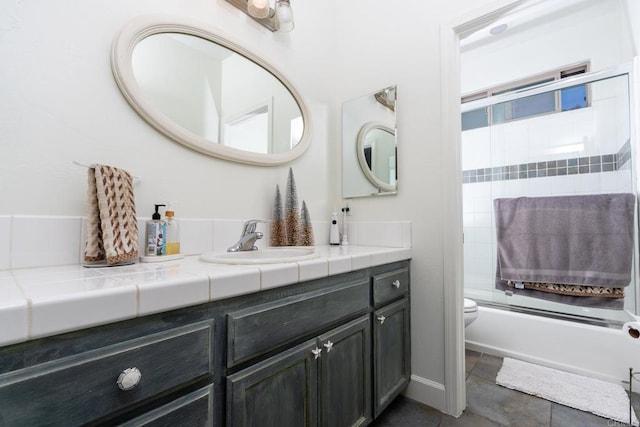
xmin=463 ymin=140 xmax=631 ymax=184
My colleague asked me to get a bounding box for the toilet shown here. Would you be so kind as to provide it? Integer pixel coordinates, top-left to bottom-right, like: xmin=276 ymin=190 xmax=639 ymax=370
xmin=464 ymin=298 xmax=479 ymax=327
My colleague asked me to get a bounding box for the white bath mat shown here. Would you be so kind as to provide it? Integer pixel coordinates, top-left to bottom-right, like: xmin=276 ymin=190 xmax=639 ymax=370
xmin=496 ymin=357 xmax=639 ymax=426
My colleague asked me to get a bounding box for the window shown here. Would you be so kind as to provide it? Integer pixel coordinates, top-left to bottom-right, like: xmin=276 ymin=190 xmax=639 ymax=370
xmin=462 ymin=64 xmax=589 ymax=131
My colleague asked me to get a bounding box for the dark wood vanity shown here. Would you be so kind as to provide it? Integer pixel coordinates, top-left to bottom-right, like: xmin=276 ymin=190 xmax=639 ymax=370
xmin=0 ymin=260 xmax=410 ymax=426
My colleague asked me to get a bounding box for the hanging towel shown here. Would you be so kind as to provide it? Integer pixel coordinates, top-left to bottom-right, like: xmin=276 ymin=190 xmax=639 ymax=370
xmin=494 ymin=193 xmax=635 ymax=288
xmin=84 ymin=164 xmax=139 ymax=265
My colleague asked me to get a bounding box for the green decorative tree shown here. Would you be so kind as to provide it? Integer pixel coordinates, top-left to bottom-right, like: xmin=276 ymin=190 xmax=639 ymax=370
xmin=285 ymin=167 xmax=301 ymax=246
xmin=270 ymin=184 xmax=286 ymax=247
xmin=298 ymin=200 xmax=314 ymax=246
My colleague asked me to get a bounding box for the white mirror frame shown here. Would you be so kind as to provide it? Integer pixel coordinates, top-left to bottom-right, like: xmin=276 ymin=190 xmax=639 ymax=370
xmin=356 ymin=121 xmax=397 ymax=193
xmin=111 ymin=14 xmax=312 ymax=166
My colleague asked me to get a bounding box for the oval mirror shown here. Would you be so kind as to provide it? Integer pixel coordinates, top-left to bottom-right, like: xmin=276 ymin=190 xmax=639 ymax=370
xmin=111 ymin=15 xmax=311 ymax=166
xmin=356 ymin=122 xmax=397 ymax=192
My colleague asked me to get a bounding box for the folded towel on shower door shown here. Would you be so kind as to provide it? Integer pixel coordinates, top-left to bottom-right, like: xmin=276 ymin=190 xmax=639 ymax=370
xmin=494 ymin=193 xmax=635 ymax=288
xmin=84 ymin=164 xmax=139 ymax=265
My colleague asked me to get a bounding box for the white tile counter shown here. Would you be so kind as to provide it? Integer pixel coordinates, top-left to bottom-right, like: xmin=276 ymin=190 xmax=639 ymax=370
xmin=0 ymin=245 xmax=411 ymax=347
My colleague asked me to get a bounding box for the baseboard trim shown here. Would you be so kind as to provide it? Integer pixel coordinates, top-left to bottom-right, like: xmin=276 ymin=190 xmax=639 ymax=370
xmin=402 ymin=375 xmax=447 ymax=412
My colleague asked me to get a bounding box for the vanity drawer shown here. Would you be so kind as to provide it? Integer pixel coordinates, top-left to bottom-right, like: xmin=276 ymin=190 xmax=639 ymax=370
xmin=373 ymin=268 xmax=409 ymax=306
xmin=227 ymin=279 xmax=370 ymax=367
xmin=0 ymin=320 xmax=213 ymax=426
xmin=120 ymin=384 xmax=213 ymax=427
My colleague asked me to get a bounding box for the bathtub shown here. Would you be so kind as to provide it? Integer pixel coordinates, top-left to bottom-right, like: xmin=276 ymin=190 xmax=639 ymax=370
xmin=465 ymin=306 xmax=640 ymax=387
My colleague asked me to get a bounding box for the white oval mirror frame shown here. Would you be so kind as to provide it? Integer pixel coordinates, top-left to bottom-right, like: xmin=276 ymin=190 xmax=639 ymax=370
xmin=356 ymin=122 xmax=397 ymax=192
xmin=111 ymin=15 xmax=312 ymax=166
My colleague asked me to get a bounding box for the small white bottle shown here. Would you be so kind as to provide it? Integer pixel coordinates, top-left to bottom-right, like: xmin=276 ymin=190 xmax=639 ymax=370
xmin=330 ymin=211 xmax=340 ymax=245
xmin=164 ymin=202 xmax=180 ymax=255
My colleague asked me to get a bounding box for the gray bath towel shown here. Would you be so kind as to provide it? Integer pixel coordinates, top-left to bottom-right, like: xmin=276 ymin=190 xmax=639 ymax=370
xmin=494 ymin=193 xmax=635 ymax=288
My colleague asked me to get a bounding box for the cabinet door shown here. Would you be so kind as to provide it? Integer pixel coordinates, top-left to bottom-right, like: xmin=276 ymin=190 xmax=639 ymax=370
xmin=373 ymin=298 xmax=411 ymax=416
xmin=227 ymin=340 xmax=319 ymax=427
xmin=317 ymin=316 xmax=371 ymax=427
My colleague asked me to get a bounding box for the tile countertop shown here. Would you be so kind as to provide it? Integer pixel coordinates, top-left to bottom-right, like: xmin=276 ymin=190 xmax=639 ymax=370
xmin=0 ymin=245 xmax=411 ymax=347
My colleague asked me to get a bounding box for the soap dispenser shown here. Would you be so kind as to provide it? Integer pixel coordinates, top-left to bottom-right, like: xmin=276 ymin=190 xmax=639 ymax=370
xmin=145 ymin=204 xmax=166 ymax=256
xmin=329 ymin=211 xmax=340 ymax=245
xmin=164 ymin=202 xmax=180 ymax=255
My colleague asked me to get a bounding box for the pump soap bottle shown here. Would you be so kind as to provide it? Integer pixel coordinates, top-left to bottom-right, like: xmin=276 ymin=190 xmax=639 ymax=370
xmin=164 ymin=202 xmax=180 ymax=255
xmin=145 ymin=204 xmax=166 ymax=256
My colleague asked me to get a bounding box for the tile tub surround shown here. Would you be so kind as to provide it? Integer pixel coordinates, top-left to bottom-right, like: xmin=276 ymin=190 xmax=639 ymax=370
xmin=0 ymin=245 xmax=411 ymax=346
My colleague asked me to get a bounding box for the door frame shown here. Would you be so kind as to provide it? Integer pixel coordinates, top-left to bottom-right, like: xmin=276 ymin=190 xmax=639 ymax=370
xmin=439 ymin=0 xmax=525 ymax=416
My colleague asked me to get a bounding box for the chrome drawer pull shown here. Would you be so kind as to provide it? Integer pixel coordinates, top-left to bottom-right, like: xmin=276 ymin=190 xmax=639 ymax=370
xmin=117 ymin=367 xmax=142 ymax=391
xmin=377 ymin=315 xmax=386 ymax=325
xmin=323 ymin=341 xmax=334 ymax=352
xmin=392 ymin=280 xmax=401 ymax=289
xmin=312 ymin=347 xmax=322 ymax=359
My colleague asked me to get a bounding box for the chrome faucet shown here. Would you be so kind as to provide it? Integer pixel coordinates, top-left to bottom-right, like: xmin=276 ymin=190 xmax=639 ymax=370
xmin=228 ymin=219 xmax=265 ymax=252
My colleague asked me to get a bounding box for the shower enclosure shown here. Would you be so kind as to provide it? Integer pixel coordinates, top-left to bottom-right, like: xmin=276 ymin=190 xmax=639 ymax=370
xmin=461 ymin=64 xmax=637 ymax=326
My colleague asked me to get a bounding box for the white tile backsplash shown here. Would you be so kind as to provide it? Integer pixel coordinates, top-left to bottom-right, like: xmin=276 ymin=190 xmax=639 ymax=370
xmin=213 ymin=220 xmax=244 ymax=253
xmin=0 ymin=216 xmax=11 ymax=270
xmin=1 ymin=216 xmax=411 ymax=271
xmin=11 ymin=216 xmax=82 ymax=269
xmin=355 ymin=222 xmax=379 ymax=247
xmin=179 ymin=219 xmax=214 ymax=255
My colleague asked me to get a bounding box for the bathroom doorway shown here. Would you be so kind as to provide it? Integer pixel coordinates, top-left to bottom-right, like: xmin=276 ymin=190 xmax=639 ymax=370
xmin=440 ymin=0 xmax=640 ymax=417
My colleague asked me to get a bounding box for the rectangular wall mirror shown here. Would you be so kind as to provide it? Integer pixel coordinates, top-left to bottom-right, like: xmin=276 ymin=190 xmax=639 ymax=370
xmin=342 ymin=85 xmax=397 ymax=198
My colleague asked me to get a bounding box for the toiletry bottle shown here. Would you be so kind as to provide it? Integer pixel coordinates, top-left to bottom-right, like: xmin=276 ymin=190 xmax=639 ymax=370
xmin=330 ymin=211 xmax=340 ymax=245
xmin=145 ymin=204 xmax=166 ymax=256
xmin=164 ymin=202 xmax=180 ymax=255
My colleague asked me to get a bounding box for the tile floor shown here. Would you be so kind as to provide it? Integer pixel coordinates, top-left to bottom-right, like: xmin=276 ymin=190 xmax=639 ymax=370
xmin=372 ymin=349 xmax=639 ymax=427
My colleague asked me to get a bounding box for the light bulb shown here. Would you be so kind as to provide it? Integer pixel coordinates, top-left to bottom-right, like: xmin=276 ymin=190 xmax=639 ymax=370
xmin=247 ymin=0 xmax=270 ymax=19
xmin=276 ymin=0 xmax=294 ymax=32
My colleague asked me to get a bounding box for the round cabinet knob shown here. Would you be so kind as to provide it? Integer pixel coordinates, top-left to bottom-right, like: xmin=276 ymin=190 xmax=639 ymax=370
xmin=117 ymin=367 xmax=142 ymax=391
xmin=392 ymin=280 xmax=401 ymax=289
xmin=377 ymin=315 xmax=386 ymax=325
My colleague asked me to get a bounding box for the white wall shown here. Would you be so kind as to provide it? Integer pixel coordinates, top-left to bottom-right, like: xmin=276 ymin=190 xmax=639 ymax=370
xmin=333 ymin=0 xmax=499 ymax=412
xmin=0 ymin=0 xmax=335 ymax=221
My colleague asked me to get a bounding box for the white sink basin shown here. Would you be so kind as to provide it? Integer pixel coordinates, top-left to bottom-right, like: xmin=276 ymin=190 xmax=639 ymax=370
xmin=199 ymin=247 xmax=319 ymax=265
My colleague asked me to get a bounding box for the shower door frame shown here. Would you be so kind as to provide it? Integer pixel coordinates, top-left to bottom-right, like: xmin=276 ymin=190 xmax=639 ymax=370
xmin=460 ymin=62 xmax=640 ymax=325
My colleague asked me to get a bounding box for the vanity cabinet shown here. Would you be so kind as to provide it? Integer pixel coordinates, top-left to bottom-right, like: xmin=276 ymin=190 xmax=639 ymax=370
xmin=227 ymin=316 xmax=371 ymax=427
xmin=371 ymin=267 xmax=411 ymax=416
xmin=0 ymin=260 xmax=410 ymax=427
xmin=373 ymin=298 xmax=411 ymax=416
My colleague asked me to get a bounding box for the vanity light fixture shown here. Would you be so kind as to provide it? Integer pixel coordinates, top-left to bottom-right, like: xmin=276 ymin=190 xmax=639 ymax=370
xmin=275 ymin=0 xmax=294 ymax=32
xmin=226 ymin=0 xmax=295 ymax=32
xmin=247 ymin=0 xmax=269 ymax=18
